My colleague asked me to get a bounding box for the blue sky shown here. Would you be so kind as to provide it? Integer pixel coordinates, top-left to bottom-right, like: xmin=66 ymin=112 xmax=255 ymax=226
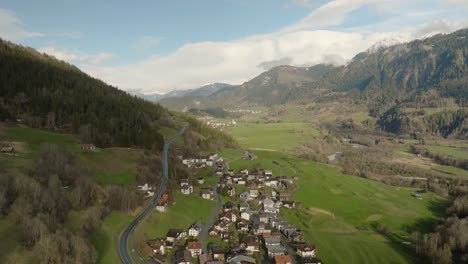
xmin=1 ymin=0 xmax=468 ymax=93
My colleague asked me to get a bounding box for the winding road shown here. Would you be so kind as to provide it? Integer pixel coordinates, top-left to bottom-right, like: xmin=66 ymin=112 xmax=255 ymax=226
xmin=119 ymin=126 xmax=186 ymax=264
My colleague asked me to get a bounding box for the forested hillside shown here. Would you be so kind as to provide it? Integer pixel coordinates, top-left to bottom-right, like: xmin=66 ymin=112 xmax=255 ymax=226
xmin=0 ymin=39 xmax=235 ymax=149
xmin=0 ymin=39 xmax=236 ymax=264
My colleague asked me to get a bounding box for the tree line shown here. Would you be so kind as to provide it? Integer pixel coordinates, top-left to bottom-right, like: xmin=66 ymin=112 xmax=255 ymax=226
xmin=0 ymin=144 xmax=144 ymax=263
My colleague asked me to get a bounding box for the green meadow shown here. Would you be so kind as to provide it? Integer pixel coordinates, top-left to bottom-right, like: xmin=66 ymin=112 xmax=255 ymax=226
xmin=425 ymin=144 xmax=467 ymax=160
xmin=135 ymin=193 xmax=215 ymax=239
xmin=228 ymin=122 xmax=320 ymax=151
xmin=222 ymin=148 xmax=445 ymax=264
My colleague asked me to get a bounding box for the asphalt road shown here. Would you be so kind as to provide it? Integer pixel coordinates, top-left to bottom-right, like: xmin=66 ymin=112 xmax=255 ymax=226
xmin=119 ymin=126 xmax=186 ymax=264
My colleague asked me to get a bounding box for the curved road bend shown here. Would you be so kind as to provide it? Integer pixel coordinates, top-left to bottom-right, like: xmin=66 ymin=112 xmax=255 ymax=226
xmin=119 ymin=126 xmax=186 ymax=264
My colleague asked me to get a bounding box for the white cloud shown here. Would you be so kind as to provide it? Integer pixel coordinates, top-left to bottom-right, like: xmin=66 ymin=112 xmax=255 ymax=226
xmin=0 ymin=8 xmax=43 ymax=40
xmin=38 ymin=46 xmax=115 ymax=65
xmin=443 ymin=0 xmax=468 ymax=8
xmin=75 ymin=0 xmax=468 ymax=94
xmin=282 ymin=0 xmax=380 ymax=31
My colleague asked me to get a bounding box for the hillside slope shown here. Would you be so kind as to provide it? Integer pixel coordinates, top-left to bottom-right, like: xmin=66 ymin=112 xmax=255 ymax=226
xmin=0 ymin=39 xmax=235 ymax=150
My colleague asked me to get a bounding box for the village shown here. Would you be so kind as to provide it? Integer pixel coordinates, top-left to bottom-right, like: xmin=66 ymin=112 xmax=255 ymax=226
xmin=196 ymin=116 xmax=237 ymax=130
xmin=142 ymin=151 xmax=322 ymax=264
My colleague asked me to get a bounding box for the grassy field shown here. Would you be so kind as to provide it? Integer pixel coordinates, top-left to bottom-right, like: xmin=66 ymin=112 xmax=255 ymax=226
xmin=227 ymin=122 xmax=320 ymax=151
xmin=135 ymin=193 xmax=215 ymax=240
xmin=220 ymin=149 xmax=445 ymax=264
xmin=90 ymin=212 xmax=136 ymax=264
xmin=425 ymin=144 xmax=467 ymax=160
xmin=0 ymin=123 xmax=141 ymax=186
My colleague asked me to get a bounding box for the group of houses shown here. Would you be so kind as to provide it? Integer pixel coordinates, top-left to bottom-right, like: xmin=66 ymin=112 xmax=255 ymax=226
xmin=196 ymin=116 xmax=237 ymax=130
xmin=205 ymin=168 xmax=320 ymax=264
xmin=145 ymin=154 xmax=321 ymax=263
xmin=181 ymin=153 xmax=222 ymax=169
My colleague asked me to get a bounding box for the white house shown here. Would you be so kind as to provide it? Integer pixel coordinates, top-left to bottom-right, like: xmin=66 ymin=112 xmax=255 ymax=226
xmin=181 ymin=185 xmax=193 ymax=195
xmin=156 ymin=202 xmax=168 ymax=213
xmin=249 ymin=189 xmax=259 ymax=199
xmin=241 ymin=209 xmax=252 ymax=221
xmin=262 ymin=198 xmax=277 ymax=214
xmin=188 ymin=222 xmax=202 ymax=237
xmin=138 ymin=183 xmax=151 ymax=191
xmin=201 ymin=188 xmax=214 ymax=200
xmin=297 ymin=244 xmax=317 ymax=258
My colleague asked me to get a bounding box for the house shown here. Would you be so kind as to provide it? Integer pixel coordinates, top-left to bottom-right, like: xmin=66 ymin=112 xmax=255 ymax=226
xmin=212 ymin=248 xmax=226 ymax=261
xmin=166 ymin=229 xmax=187 ymax=242
xmin=289 ymin=231 xmax=305 ymax=243
xmin=243 ymin=150 xmax=257 ymax=160
xmin=240 ymin=169 xmax=249 ymax=175
xmin=187 ymin=241 xmax=202 ymax=257
xmin=259 ymin=212 xmax=276 ymax=224
xmin=274 ymin=255 xmax=292 ymax=264
xmin=199 ymin=254 xmax=214 ymax=264
xmin=237 ymin=219 xmax=249 ymax=232
xmin=189 ymin=222 xmax=202 ymax=237
xmin=279 ymin=191 xmax=291 ymax=201
xmin=262 ymin=198 xmax=277 ymax=213
xmin=181 ymin=184 xmax=193 ymax=195
xmin=228 ymin=255 xmax=255 ymax=264
xmin=0 ymin=146 xmax=14 ymax=153
xmin=175 ymin=250 xmax=192 ymax=264
xmin=208 ymin=153 xmax=218 ymax=161
xmin=227 ymin=186 xmax=236 ymax=196
xmin=164 ymin=240 xmax=174 ymax=249
xmin=201 ymin=187 xmax=214 ymax=200
xmin=223 ymin=202 xmax=235 ymax=212
xmin=282 ymin=201 xmax=300 ymax=209
xmin=80 ymin=144 xmax=96 ymax=151
xmin=296 ymin=244 xmax=317 ymax=258
xmin=156 ymin=201 xmax=168 ymax=213
xmin=138 ymin=183 xmax=151 ymax=191
xmin=214 ymin=221 xmax=229 ymax=232
xmin=264 ymin=236 xmax=281 ymax=247
xmin=264 ymin=170 xmax=273 ymax=177
xmin=267 ymin=245 xmax=286 ymax=257
xmin=241 ymin=209 xmax=252 ymax=221
xmin=239 ymin=203 xmax=249 ymax=212
xmin=265 ymin=179 xmax=278 ymax=187
xmin=253 ymin=223 xmax=272 ymax=235
xmin=246 ymin=241 xmax=260 ymax=254
xmin=197 ymin=177 xmax=205 ymax=184
xmin=239 ymin=191 xmax=250 ymax=202
xmin=249 ymin=189 xmax=259 ymax=199
xmin=147 ymin=239 xmax=166 ymax=255
xmin=209 ymin=228 xmax=218 ymax=236
xmin=222 ymin=211 xmax=238 ymax=223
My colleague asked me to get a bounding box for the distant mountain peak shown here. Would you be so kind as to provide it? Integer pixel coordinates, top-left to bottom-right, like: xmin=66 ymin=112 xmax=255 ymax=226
xmin=366 ymin=37 xmax=409 ymax=54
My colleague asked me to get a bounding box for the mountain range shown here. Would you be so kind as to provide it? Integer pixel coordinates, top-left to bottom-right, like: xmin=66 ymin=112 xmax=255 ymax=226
xmin=158 ymin=29 xmax=468 ymax=138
